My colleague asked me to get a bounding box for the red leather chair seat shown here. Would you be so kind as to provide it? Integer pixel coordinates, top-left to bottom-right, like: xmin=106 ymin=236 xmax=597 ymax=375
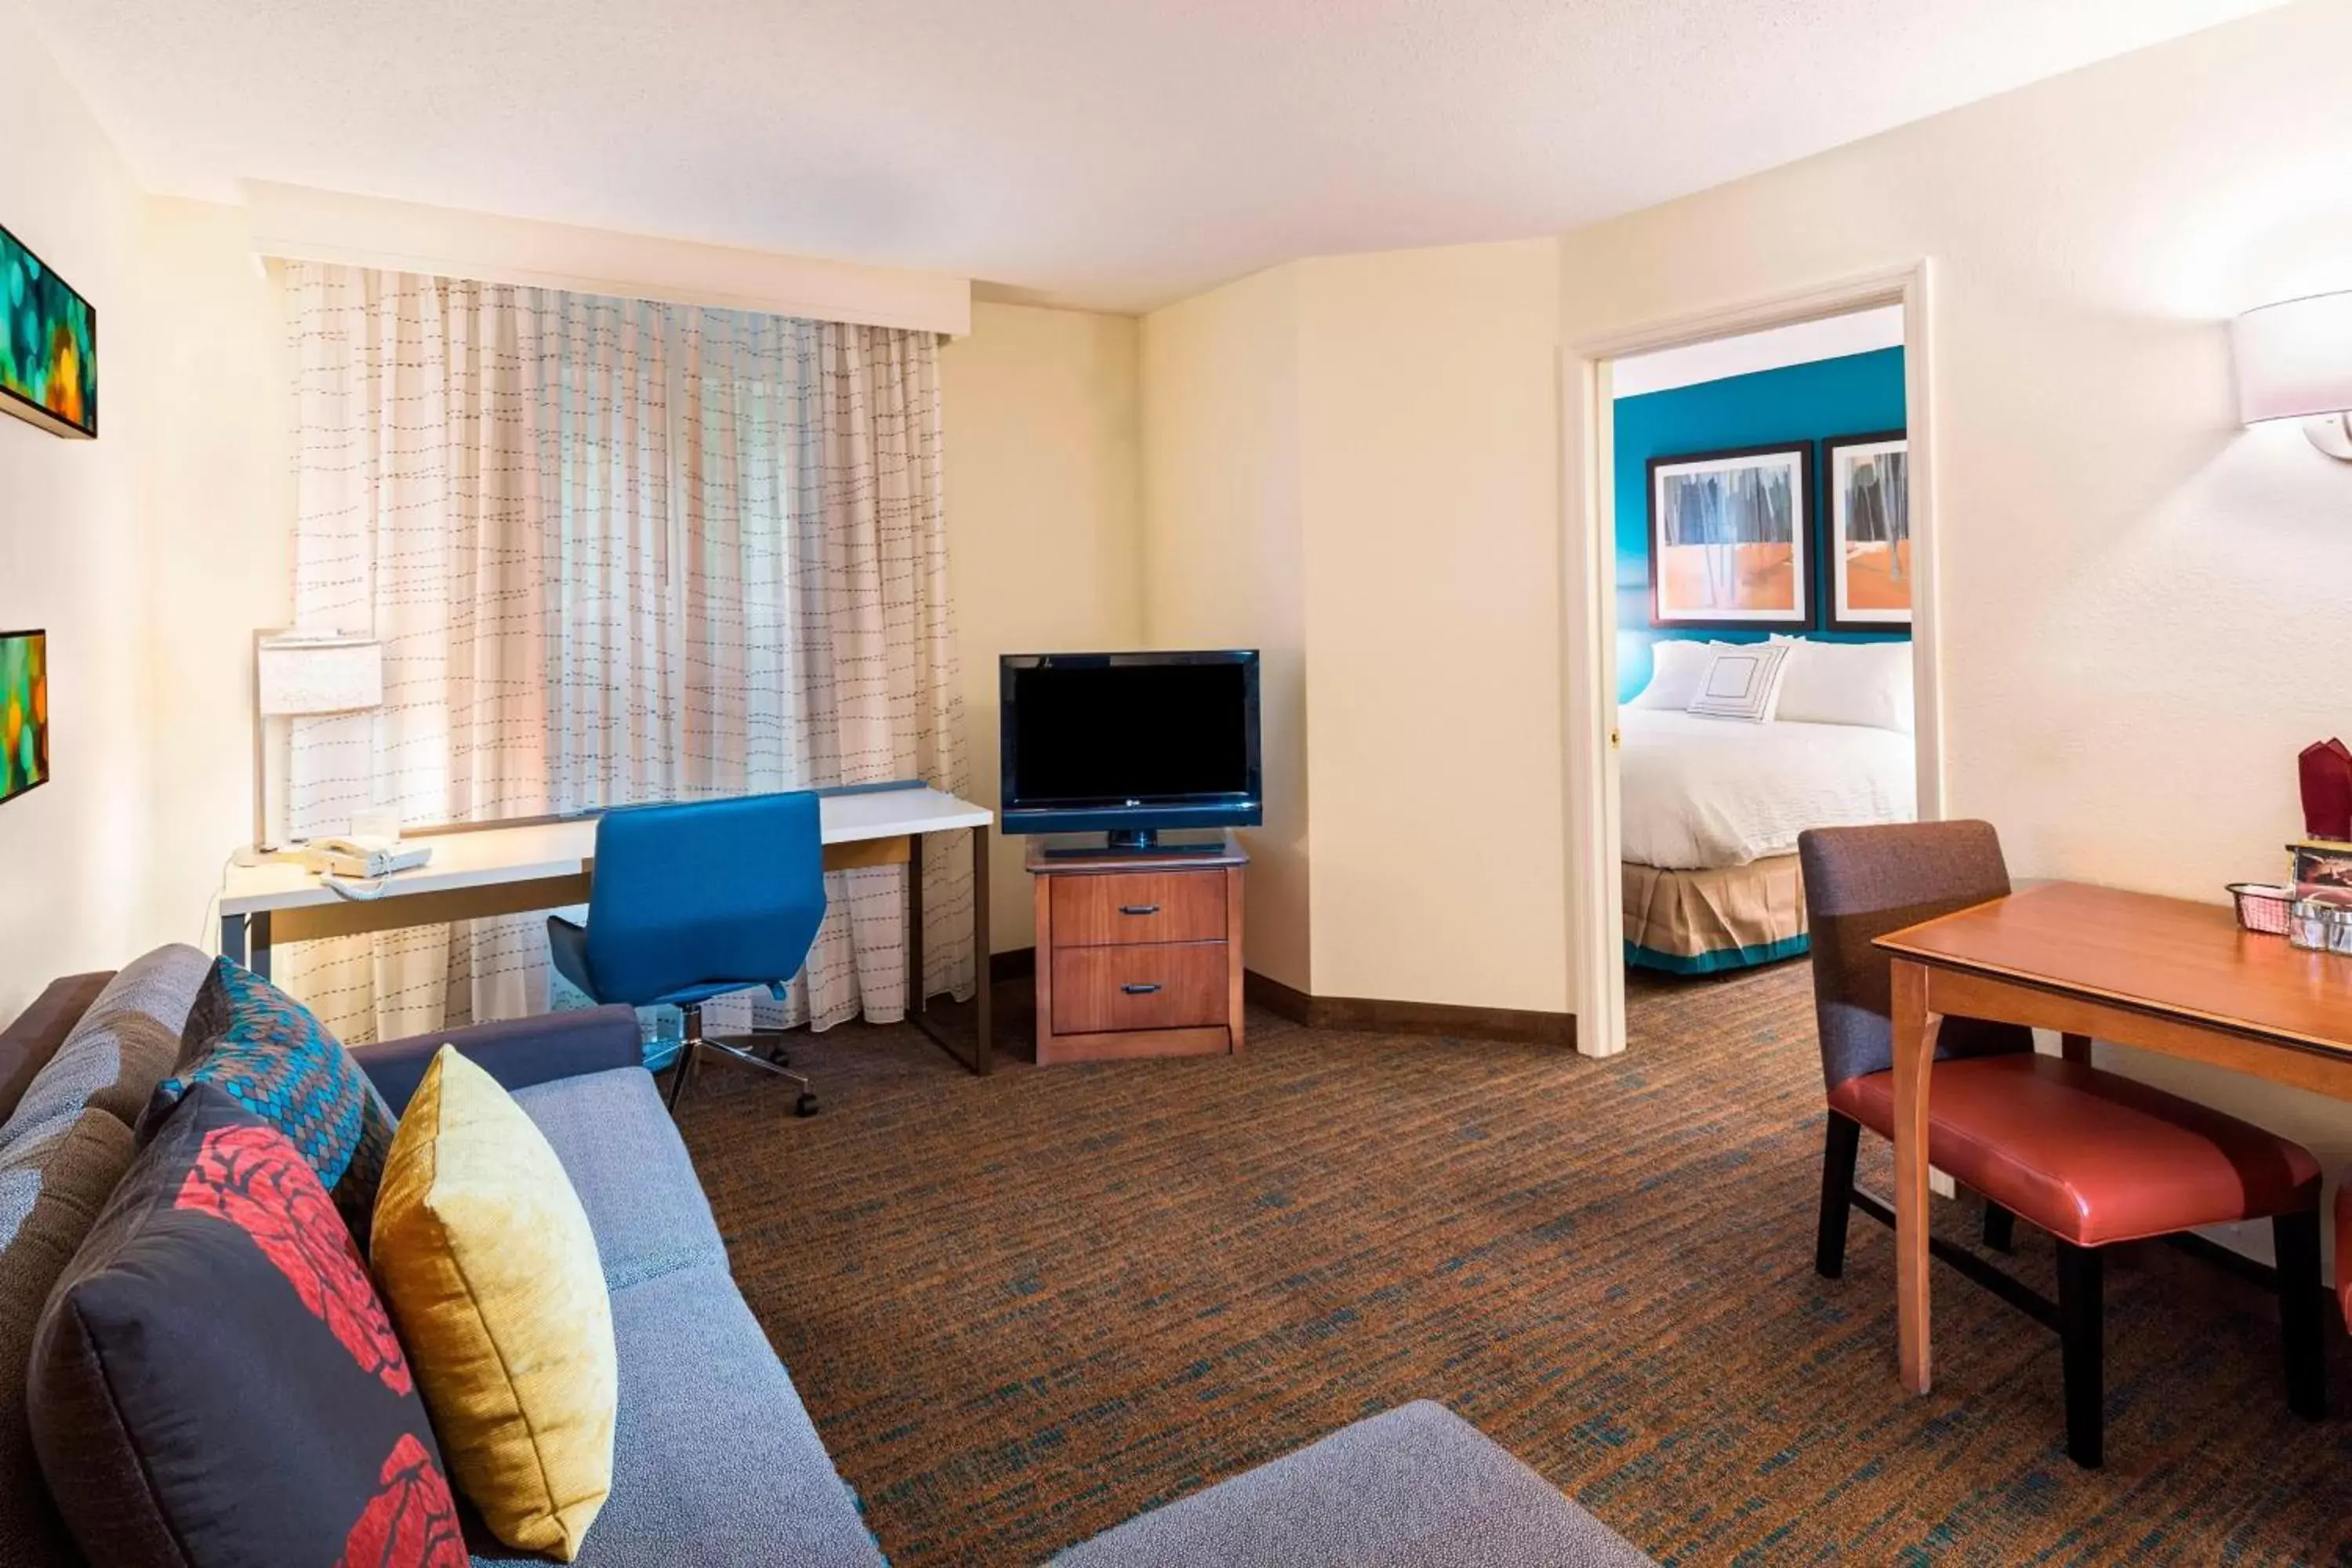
xmin=1829 ymin=1054 xmax=2320 ymax=1248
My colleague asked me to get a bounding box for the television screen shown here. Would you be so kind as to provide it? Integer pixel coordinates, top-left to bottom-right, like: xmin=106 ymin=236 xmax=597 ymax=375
xmin=1 ymin=630 xmax=47 ymax=806
xmin=1000 ymin=652 xmax=1261 ymax=837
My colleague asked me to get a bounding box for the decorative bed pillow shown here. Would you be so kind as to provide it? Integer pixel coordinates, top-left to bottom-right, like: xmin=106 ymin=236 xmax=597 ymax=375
xmin=141 ymin=956 xmax=395 ymax=1244
xmin=28 ymin=1085 xmax=463 ymax=1568
xmin=1626 ymin=638 xmax=1734 ymax=710
xmin=372 ymin=1046 xmax=617 ymax=1561
xmin=1686 ymin=641 xmax=1795 ymax=723
xmin=1775 ymin=639 xmax=1914 ymax=732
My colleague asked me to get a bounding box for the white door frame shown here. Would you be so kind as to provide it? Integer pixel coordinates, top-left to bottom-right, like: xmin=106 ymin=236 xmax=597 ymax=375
xmin=1559 ymin=260 xmax=1944 ymax=1058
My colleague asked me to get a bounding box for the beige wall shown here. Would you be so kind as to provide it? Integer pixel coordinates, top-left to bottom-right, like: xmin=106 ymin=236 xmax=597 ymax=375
xmin=1295 ymin=242 xmax=1566 ymax=1010
xmin=942 ymin=301 xmax=1145 ymax=951
xmin=1553 ymin=0 xmax=2352 ymax=1251
xmin=0 ymin=35 xmax=151 ymax=1018
xmin=1137 ymin=245 xmax=1567 ymax=1006
xmin=132 ymin=201 xmax=294 ymax=954
xmin=1139 ymin=267 xmax=1312 ymax=989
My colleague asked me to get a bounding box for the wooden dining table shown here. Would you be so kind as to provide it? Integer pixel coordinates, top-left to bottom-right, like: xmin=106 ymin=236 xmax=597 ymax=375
xmin=1874 ymin=880 xmax=2352 ymax=1396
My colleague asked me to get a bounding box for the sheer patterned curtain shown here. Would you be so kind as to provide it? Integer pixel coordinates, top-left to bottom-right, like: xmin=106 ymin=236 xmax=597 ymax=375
xmin=276 ymin=262 xmax=971 ymax=1044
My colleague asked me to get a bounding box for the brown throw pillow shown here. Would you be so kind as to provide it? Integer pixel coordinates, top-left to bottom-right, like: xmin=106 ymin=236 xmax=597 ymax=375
xmin=29 ymin=1083 xmax=463 ymax=1567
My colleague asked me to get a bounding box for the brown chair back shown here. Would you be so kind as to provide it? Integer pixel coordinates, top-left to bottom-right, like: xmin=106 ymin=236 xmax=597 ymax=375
xmin=1798 ymin=820 xmax=2033 ymax=1091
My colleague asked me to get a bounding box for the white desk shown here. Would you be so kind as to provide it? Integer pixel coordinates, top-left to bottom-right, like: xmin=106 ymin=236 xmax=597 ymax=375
xmin=219 ymin=784 xmax=999 ymax=1073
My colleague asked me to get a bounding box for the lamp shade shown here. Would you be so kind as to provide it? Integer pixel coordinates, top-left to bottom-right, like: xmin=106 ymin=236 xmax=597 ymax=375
xmin=256 ymin=634 xmax=383 ymax=717
xmin=2233 ymin=291 xmax=2352 ymax=425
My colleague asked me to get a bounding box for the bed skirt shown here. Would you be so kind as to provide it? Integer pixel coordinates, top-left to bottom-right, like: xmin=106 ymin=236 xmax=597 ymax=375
xmin=1623 ymin=855 xmax=1808 ymax=975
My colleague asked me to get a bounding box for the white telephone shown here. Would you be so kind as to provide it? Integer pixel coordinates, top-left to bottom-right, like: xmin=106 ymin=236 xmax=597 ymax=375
xmin=302 ymin=835 xmax=433 ymax=884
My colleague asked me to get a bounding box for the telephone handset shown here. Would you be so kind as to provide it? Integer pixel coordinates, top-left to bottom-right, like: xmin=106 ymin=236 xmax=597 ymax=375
xmin=301 ymin=835 xmax=432 ymax=894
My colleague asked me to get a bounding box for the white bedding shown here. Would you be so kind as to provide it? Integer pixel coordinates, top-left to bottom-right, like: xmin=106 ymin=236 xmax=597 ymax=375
xmin=1619 ymin=709 xmax=1916 ymax=870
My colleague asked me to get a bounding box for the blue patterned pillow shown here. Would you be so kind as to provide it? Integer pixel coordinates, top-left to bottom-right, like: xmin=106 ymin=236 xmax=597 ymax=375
xmin=140 ymin=959 xmax=396 ymax=1246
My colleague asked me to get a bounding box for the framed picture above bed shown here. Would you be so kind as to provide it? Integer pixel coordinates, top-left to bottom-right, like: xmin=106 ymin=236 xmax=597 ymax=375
xmin=1646 ymin=442 xmax=1811 ymax=630
xmin=1823 ymin=430 xmax=1911 ymax=631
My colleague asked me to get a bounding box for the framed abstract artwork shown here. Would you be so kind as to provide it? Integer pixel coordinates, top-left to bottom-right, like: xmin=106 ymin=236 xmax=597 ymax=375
xmin=1 ymin=630 xmax=47 ymax=807
xmin=1646 ymin=442 xmax=1812 ymax=630
xmin=1824 ymin=430 xmax=1911 ymax=630
xmin=2 ymin=223 xmax=97 ymax=439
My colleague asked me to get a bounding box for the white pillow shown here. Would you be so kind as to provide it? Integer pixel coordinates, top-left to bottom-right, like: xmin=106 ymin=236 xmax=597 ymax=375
xmin=1628 ymin=640 xmax=1735 ymax=710
xmin=1686 ymin=642 xmax=1795 ymax=723
xmin=1776 ymin=640 xmax=1915 ymax=732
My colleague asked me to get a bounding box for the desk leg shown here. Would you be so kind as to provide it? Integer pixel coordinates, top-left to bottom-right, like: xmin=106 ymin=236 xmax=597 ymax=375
xmin=972 ymin=822 xmax=991 ymax=1076
xmin=2060 ymin=1032 xmax=2092 ymax=1065
xmin=223 ymin=911 xmax=276 ymax=981
xmin=907 ymin=830 xmax=926 ymax=1019
xmin=904 ymin=826 xmax=991 ymax=1078
xmin=1892 ymin=957 xmax=1943 ymax=1396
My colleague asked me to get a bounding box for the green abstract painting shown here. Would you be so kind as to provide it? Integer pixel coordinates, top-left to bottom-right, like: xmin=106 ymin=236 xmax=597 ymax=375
xmin=1 ymin=632 xmax=47 ymax=805
xmin=2 ymin=224 xmax=96 ymax=438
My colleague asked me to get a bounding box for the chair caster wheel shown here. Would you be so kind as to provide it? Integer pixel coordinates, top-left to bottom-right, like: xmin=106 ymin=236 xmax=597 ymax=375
xmin=767 ymin=1046 xmax=792 ymax=1067
xmin=795 ymin=1092 xmax=820 ymax=1118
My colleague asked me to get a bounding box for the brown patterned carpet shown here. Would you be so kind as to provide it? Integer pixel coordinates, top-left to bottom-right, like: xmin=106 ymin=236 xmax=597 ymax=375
xmin=673 ymin=960 xmax=2352 ymax=1566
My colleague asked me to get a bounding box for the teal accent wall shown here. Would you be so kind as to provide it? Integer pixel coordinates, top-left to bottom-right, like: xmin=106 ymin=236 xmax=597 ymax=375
xmin=1616 ymin=347 xmax=1908 ymax=702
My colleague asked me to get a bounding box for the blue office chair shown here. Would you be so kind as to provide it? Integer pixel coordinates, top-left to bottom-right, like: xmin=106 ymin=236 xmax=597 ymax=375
xmin=547 ymin=791 xmax=828 ymax=1116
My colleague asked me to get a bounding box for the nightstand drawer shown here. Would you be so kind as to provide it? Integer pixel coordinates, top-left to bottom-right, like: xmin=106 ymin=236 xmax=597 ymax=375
xmin=1051 ymin=942 xmax=1230 ymax=1035
xmin=1050 ymin=871 xmax=1226 ymax=948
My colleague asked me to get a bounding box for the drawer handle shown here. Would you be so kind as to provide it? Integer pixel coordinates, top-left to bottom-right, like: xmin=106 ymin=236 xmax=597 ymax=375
xmin=1119 ymin=904 xmax=1160 ymax=916
xmin=1121 ymin=982 xmax=1163 ymax=995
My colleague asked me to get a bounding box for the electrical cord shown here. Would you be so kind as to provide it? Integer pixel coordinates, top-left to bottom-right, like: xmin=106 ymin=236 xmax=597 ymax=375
xmin=195 ymin=851 xmax=235 ymax=955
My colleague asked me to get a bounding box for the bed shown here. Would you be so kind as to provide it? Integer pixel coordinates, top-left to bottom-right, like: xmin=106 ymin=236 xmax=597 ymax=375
xmin=1621 ymin=641 xmax=1917 ymax=974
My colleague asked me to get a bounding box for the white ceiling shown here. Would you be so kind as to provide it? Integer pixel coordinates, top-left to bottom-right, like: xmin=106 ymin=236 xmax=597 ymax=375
xmin=24 ymin=0 xmax=2292 ymax=314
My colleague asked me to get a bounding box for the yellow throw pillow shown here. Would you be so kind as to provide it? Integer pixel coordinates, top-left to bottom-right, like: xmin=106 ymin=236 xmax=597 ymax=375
xmin=371 ymin=1045 xmax=617 ymax=1560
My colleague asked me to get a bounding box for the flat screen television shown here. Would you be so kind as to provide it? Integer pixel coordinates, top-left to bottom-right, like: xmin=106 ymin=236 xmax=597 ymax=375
xmin=1000 ymin=650 xmax=1261 ymax=847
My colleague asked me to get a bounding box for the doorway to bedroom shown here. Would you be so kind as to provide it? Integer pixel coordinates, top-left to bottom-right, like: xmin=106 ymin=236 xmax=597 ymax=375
xmin=1603 ymin=306 xmax=1921 ymax=1001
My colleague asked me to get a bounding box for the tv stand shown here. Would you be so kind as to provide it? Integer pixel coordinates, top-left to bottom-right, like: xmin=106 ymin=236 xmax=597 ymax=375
xmin=1027 ymin=832 xmax=1247 ymax=1065
xmin=1039 ymin=828 xmax=1231 ymax=859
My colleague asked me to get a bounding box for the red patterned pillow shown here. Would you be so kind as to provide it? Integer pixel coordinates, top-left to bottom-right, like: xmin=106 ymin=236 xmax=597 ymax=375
xmin=27 ymin=1084 xmax=464 ymax=1567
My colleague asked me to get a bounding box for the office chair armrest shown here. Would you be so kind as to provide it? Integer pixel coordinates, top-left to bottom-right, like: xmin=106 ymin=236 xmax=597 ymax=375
xmin=360 ymin=1004 xmax=644 ymax=1116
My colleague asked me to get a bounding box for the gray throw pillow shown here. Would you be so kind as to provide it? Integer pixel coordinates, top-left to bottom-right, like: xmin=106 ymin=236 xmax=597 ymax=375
xmin=0 ymin=1107 xmax=140 ymax=1563
xmin=4 ymin=946 xmax=212 ymax=1144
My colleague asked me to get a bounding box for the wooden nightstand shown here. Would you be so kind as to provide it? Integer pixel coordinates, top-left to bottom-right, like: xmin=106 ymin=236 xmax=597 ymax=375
xmin=1026 ymin=833 xmax=1247 ymax=1065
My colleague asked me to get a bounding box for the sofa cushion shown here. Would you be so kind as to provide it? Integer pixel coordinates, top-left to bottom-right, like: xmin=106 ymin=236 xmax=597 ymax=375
xmin=30 ymin=1085 xmax=463 ymax=1568
xmin=146 ymin=956 xmax=397 ymax=1245
xmin=0 ymin=972 xmax=111 ymax=1129
xmin=468 ymin=1264 xmax=884 ymax=1568
xmin=512 ymin=1067 xmax=726 ymax=1291
xmin=1051 ymin=1400 xmax=1654 ymax=1568
xmin=0 ymin=1107 xmax=137 ymax=1566
xmin=5 ymin=945 xmax=210 ymax=1142
xmin=376 ymin=1047 xmax=617 ymax=1562
xmin=361 ymin=1004 xmax=645 ymax=1116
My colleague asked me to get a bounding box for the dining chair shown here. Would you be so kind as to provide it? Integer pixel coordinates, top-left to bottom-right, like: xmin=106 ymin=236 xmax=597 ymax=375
xmin=548 ymin=791 xmax=828 ymax=1117
xmin=1800 ymin=819 xmax=2325 ymax=1468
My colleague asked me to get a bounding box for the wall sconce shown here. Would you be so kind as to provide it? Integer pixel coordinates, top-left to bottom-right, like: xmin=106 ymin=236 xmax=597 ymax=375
xmin=2234 ymin=290 xmax=2352 ymax=459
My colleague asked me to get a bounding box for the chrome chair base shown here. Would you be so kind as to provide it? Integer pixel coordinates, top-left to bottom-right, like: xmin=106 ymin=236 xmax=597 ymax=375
xmin=664 ymin=1003 xmax=819 ymax=1117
